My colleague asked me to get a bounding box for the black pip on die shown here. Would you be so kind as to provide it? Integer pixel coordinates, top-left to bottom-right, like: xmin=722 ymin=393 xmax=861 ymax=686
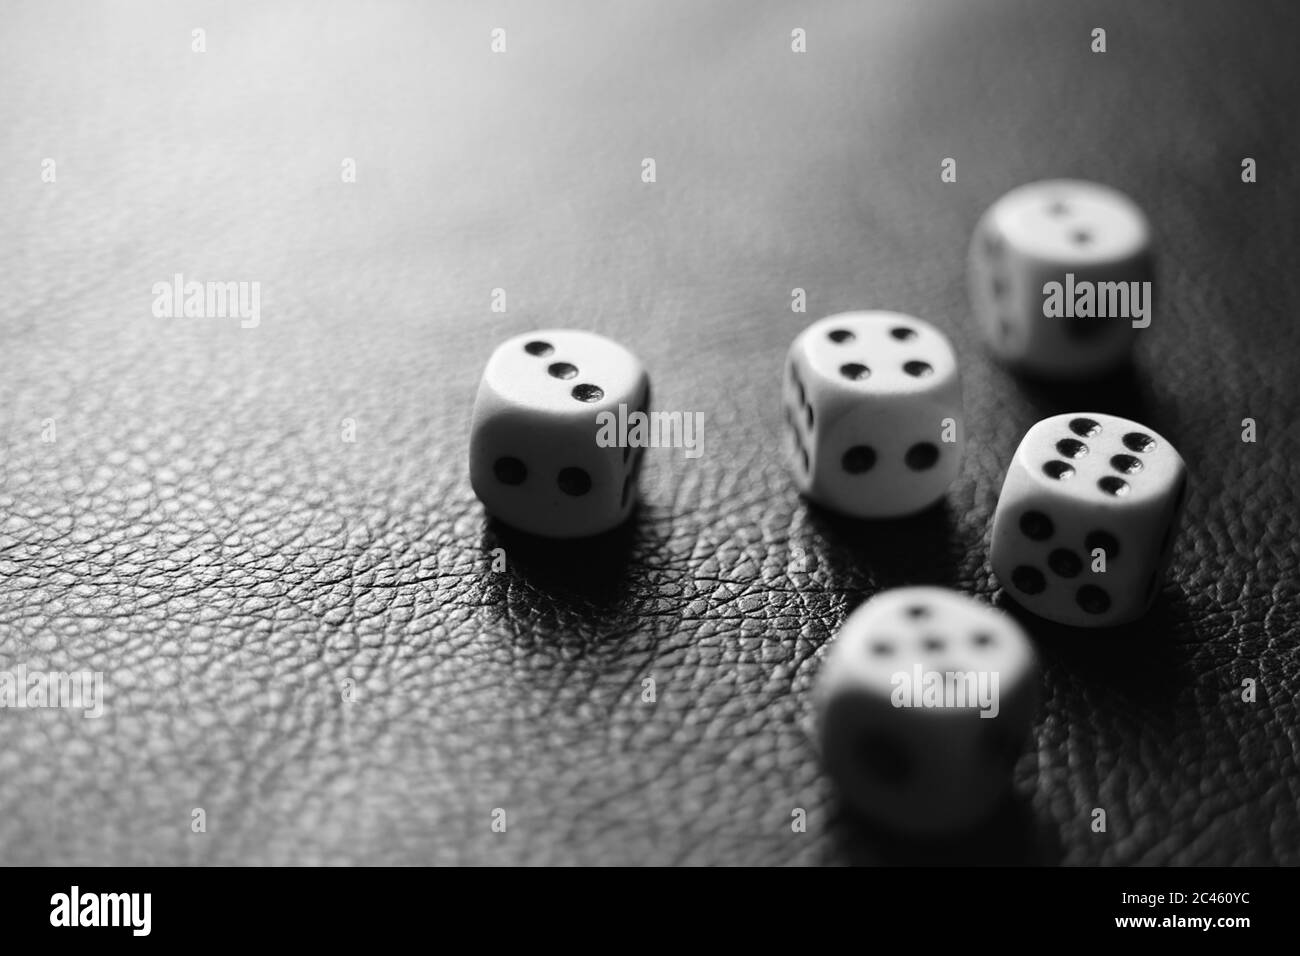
xmin=969 ymin=180 xmax=1153 ymax=379
xmin=815 ymin=587 xmax=1039 ymax=835
xmin=469 ymin=330 xmax=650 ymax=538
xmin=783 ymin=312 xmax=963 ymax=518
xmin=990 ymin=413 xmax=1187 ymax=627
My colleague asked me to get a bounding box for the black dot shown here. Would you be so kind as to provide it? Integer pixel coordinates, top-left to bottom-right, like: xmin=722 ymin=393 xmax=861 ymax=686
xmin=903 ymin=360 xmax=933 ymax=377
xmin=906 ymin=605 xmax=930 ymax=619
xmin=1110 ymin=454 xmax=1143 ymax=474
xmin=1056 ymin=438 xmax=1088 ymax=459
xmin=983 ymin=232 xmax=1004 ymax=258
xmin=841 ymin=445 xmax=877 ymax=474
xmin=796 ymin=381 xmax=807 ymax=406
xmin=800 ymin=446 xmax=809 ymax=473
xmin=1047 ymin=200 xmax=1069 ymax=216
xmin=1072 ymin=230 xmax=1092 ymax=245
xmin=890 ymin=326 xmax=917 ymax=341
xmin=548 ymin=362 xmax=577 ymax=379
xmin=1123 ymin=432 xmax=1157 ymax=453
xmin=870 ymin=642 xmax=894 ymax=657
xmin=972 ymin=633 xmax=995 ymax=648
xmin=1011 ymin=565 xmax=1046 ymax=595
xmin=1043 ymin=460 xmax=1075 ymax=480
xmin=1098 ymin=476 xmax=1130 ymax=497
xmin=524 ymin=340 xmax=553 ymax=356
xmin=922 ymin=637 xmax=945 ymax=652
xmin=1085 ymin=530 xmax=1120 ymax=560
xmin=1076 ymin=585 xmax=1111 ymax=614
xmin=805 ymin=405 xmax=814 ymax=428
xmin=1019 ymin=510 xmax=1054 ymax=540
xmin=571 ymin=384 xmax=604 ymax=403
xmin=1069 ymin=417 xmax=1101 ymax=437
xmin=905 ymin=442 xmax=940 ymax=470
xmin=855 ymin=733 xmax=912 ymax=787
xmin=493 ymin=457 xmax=526 ymax=485
xmin=992 ymin=276 xmax=1008 ymax=298
xmin=557 ymin=467 xmax=592 ymax=495
xmin=840 ymin=362 xmax=870 ymax=381
xmin=1048 ymin=549 xmax=1082 ymax=578
xmin=999 ymin=318 xmax=1015 ymax=341
xmin=828 ymin=329 xmax=854 ymax=343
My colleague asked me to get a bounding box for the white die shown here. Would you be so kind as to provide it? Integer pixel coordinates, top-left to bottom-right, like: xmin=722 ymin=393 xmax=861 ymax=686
xmin=815 ymin=587 xmax=1038 ymax=835
xmin=968 ymin=180 xmax=1152 ymax=379
xmin=783 ymin=312 xmax=964 ymax=518
xmin=469 ymin=329 xmax=650 ymax=538
xmin=990 ymin=413 xmax=1188 ymax=627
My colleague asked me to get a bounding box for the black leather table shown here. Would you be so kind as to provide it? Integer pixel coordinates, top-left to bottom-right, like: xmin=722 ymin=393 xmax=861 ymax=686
xmin=1 ymin=0 xmax=1296 ymax=865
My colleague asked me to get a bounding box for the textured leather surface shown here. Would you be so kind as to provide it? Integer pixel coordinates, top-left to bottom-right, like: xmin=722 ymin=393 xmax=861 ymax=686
xmin=1 ymin=0 xmax=1297 ymax=865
